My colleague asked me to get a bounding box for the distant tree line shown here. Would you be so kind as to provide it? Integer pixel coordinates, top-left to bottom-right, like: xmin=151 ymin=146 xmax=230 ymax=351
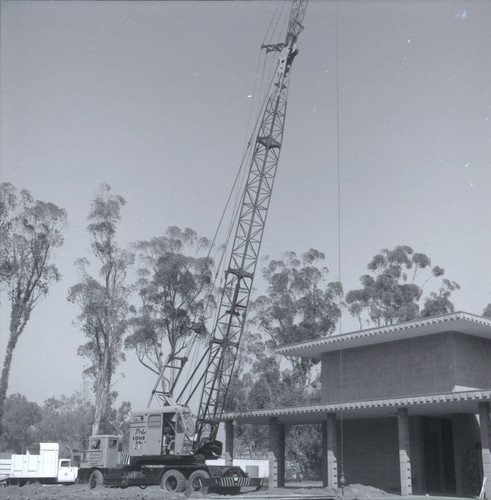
xmin=0 ymin=181 xmax=484 ymax=474
xmin=0 ymin=391 xmax=130 ymax=455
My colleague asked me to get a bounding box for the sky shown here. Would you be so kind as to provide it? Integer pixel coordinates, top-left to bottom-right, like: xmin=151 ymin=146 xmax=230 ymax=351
xmin=1 ymin=0 xmax=491 ymax=410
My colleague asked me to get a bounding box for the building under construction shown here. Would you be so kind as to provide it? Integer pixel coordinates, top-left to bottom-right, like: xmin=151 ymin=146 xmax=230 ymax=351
xmin=224 ymin=311 xmax=491 ymax=497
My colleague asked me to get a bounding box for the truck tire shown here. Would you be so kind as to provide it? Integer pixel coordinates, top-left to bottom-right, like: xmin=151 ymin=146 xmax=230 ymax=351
xmin=186 ymin=469 xmax=210 ymax=494
xmin=161 ymin=469 xmax=186 ymax=493
xmin=89 ymin=469 xmax=104 ymax=489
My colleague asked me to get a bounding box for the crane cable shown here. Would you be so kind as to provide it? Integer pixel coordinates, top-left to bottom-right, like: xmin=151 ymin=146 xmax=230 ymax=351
xmin=179 ymin=2 xmax=288 ymax=404
xmin=204 ymin=0 xmax=290 ymax=293
xmin=334 ymin=0 xmax=346 ymax=488
xmin=205 ymin=44 xmax=279 ymax=295
xmin=215 ymin=1 xmax=292 ymax=278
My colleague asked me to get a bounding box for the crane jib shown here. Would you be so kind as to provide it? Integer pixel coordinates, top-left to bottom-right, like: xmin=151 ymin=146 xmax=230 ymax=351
xmin=141 ymin=0 xmax=308 ymax=454
xmin=194 ymin=0 xmax=308 ymax=450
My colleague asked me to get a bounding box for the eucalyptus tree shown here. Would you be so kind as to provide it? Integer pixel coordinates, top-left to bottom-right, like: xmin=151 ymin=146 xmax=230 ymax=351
xmin=0 ymin=393 xmax=41 ymax=453
xmin=253 ymin=249 xmax=342 ymax=384
xmin=226 ymin=249 xmax=341 ymax=477
xmin=346 ymin=245 xmax=459 ymax=327
xmin=125 ymin=226 xmax=215 ymax=391
xmin=0 ymin=183 xmax=67 ymax=433
xmin=68 ymin=184 xmax=133 ymax=435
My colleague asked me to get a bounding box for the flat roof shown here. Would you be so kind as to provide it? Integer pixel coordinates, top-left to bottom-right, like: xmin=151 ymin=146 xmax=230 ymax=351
xmin=222 ymin=388 xmax=491 ymax=425
xmin=276 ymin=311 xmax=491 ymax=360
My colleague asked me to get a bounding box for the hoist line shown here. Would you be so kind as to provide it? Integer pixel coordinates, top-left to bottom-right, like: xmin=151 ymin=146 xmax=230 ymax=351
xmin=261 ymin=0 xmax=283 ymax=46
xmin=179 ymin=2 xmax=292 ymax=410
xmin=195 ymin=0 xmax=308 ymax=446
xmin=205 ymin=30 xmax=281 ymax=288
xmin=210 ymin=58 xmax=281 ymax=287
xmin=334 ymin=0 xmax=346 ymax=485
xmin=266 ymin=0 xmax=290 ymax=47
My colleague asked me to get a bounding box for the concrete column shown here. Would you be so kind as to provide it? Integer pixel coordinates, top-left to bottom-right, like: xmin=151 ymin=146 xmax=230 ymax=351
xmin=322 ymin=413 xmax=338 ymax=488
xmin=268 ymin=417 xmax=285 ymax=488
xmin=398 ymin=407 xmax=412 ymax=495
xmin=225 ymin=420 xmax=235 ymax=459
xmin=224 ymin=452 xmax=232 ymax=466
xmin=268 ymin=451 xmax=277 ymax=491
xmin=479 ymin=402 xmax=491 ymax=498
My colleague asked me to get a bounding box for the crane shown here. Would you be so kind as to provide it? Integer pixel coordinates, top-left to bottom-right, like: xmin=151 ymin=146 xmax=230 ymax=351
xmin=193 ymin=0 xmax=308 ymax=452
xmin=147 ymin=0 xmax=308 ymax=456
xmin=78 ymin=1 xmax=308 ymax=493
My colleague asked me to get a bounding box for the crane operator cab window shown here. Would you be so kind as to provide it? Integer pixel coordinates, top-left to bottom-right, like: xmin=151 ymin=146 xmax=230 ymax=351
xmin=181 ymin=409 xmax=195 ymax=437
xmin=90 ymin=438 xmax=101 ymax=450
xmin=163 ymin=413 xmax=176 ymax=455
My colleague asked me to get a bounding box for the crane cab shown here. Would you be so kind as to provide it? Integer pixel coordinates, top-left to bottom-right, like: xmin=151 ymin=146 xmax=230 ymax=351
xmin=129 ymin=406 xmax=195 ymax=458
xmin=79 ymin=435 xmax=122 ymax=471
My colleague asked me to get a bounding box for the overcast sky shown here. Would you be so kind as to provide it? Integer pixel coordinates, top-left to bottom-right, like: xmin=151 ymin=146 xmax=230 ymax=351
xmin=2 ymin=0 xmax=491 ymax=409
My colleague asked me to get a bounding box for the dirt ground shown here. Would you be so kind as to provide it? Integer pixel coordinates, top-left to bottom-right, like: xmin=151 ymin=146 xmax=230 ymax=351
xmin=0 ymin=482 xmax=390 ymax=500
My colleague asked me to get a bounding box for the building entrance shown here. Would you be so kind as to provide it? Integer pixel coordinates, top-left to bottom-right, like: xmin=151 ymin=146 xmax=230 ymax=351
xmin=422 ymin=417 xmax=456 ymax=494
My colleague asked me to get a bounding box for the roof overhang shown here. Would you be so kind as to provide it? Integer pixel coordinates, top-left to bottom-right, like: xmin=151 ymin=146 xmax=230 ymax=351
xmin=276 ymin=312 xmax=491 ymax=360
xmin=222 ymin=389 xmax=491 ymax=425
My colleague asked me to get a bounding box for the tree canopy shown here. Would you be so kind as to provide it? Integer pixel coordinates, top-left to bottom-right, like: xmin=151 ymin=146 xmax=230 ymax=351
xmin=125 ymin=226 xmax=215 ymax=394
xmin=0 ymin=183 xmax=67 ymax=435
xmin=346 ymin=245 xmax=459 ymax=327
xmin=0 ymin=393 xmax=41 ymax=453
xmin=252 ymin=249 xmax=342 ymax=381
xmin=226 ymin=249 xmax=342 ymax=479
xmin=68 ymin=184 xmax=133 ymax=435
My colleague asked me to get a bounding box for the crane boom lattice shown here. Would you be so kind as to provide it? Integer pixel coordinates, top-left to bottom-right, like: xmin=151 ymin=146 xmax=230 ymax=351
xmin=195 ymin=0 xmax=308 ymax=448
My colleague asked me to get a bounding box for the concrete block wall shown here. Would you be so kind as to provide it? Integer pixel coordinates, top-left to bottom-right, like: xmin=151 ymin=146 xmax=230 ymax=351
xmin=321 ymin=332 xmax=491 ymax=403
xmin=452 ymin=334 xmax=491 ymax=389
xmin=340 ymin=418 xmax=400 ymax=492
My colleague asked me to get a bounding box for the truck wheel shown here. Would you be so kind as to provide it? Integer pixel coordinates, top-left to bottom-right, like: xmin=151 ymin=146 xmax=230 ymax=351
xmin=186 ymin=469 xmax=210 ymax=494
xmin=89 ymin=469 xmax=104 ymax=489
xmin=161 ymin=469 xmax=186 ymax=492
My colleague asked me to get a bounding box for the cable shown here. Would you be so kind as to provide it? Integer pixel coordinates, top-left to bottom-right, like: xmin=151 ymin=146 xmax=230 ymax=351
xmin=196 ymin=4 xmax=288 ymax=401
xmin=334 ymin=1 xmax=346 ymax=490
xmin=262 ymin=0 xmax=284 ymax=47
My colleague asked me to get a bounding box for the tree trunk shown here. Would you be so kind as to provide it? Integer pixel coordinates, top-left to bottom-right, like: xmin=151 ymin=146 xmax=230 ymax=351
xmin=92 ymin=347 xmax=111 ymax=436
xmin=92 ymin=375 xmax=108 ymax=435
xmin=0 ymin=336 xmax=17 ymax=436
xmin=0 ymin=304 xmax=25 ymax=437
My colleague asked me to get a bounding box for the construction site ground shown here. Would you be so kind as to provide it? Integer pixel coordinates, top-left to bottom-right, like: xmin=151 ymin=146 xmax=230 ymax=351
xmin=0 ymin=481 xmax=475 ymax=500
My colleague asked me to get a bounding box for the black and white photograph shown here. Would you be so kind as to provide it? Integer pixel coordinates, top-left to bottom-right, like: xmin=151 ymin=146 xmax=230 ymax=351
xmin=2 ymin=1 xmax=491 ymax=498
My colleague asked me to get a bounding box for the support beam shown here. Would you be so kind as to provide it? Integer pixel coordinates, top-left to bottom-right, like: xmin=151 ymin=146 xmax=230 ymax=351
xmin=398 ymin=407 xmax=412 ymax=495
xmin=268 ymin=417 xmax=285 ymax=488
xmin=479 ymin=402 xmax=491 ymax=498
xmin=225 ymin=420 xmax=235 ymax=459
xmin=322 ymin=413 xmax=338 ymax=488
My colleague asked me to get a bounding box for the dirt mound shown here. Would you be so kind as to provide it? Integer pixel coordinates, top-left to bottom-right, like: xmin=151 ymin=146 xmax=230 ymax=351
xmin=0 ymin=482 xmax=390 ymax=500
xmin=0 ymin=483 xmax=187 ymax=500
xmin=342 ymin=483 xmax=391 ymax=498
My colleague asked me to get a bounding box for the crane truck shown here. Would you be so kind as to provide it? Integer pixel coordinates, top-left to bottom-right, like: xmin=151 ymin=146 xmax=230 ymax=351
xmin=77 ymin=0 xmax=308 ymax=493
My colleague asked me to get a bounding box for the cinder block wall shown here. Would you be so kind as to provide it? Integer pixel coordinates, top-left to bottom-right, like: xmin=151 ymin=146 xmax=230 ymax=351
xmin=340 ymin=415 xmax=480 ymax=495
xmin=321 ymin=332 xmax=491 ymax=403
xmin=452 ymin=334 xmax=491 ymax=389
xmin=340 ymin=418 xmax=400 ymax=492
